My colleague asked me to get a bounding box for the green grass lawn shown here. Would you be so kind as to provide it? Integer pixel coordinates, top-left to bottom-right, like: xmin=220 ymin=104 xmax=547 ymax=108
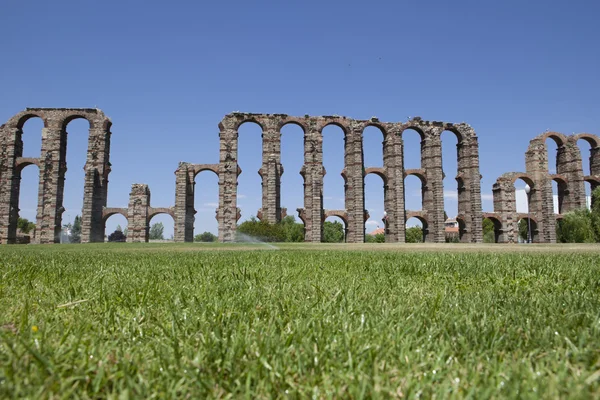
xmin=1 ymin=243 xmax=600 ymax=398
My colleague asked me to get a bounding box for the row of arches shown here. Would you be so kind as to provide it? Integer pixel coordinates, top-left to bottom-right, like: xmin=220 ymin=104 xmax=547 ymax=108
xmin=217 ymin=113 xmax=482 ymax=243
xmin=0 ymin=108 xmax=111 ymax=244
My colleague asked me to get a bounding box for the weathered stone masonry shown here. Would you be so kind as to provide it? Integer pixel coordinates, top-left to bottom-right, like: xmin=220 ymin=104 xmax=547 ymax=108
xmin=1 ymin=108 xmax=597 ymax=244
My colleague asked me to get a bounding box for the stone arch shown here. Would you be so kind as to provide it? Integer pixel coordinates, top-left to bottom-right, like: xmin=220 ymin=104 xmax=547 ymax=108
xmin=405 ymin=212 xmax=428 ymax=243
xmin=192 ymin=164 xmax=219 ymax=177
xmin=15 ymin=158 xmax=41 ymax=172
xmin=534 ymin=131 xmax=568 ymax=148
xmin=365 ymin=167 xmax=387 ymax=185
xmin=102 ymin=207 xmax=128 ymax=223
xmin=323 ymin=211 xmax=348 ymax=243
xmin=572 ymin=133 xmax=599 ymax=149
xmin=148 ymin=207 xmax=176 ymax=222
xmin=549 ymin=174 xmax=568 ymax=214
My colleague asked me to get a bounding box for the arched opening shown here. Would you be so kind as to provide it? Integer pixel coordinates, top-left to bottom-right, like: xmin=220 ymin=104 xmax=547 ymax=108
xmin=514 ymin=178 xmax=533 ymax=214
xmin=104 ymin=214 xmax=128 ymax=242
xmin=16 ymin=117 xmax=44 ymax=243
xmin=362 ymin=125 xmax=384 ymax=168
xmin=552 ymin=178 xmax=567 ymax=214
xmin=482 ymin=217 xmax=502 ymax=243
xmin=323 ymin=215 xmax=346 ymax=243
xmin=404 ymin=174 xmax=424 ymax=211
xmin=364 ymin=173 xmax=385 ymax=235
xmin=514 ymin=177 xmax=536 ymax=242
xmin=545 ymin=137 xmax=559 ymax=174
xmin=148 ymin=213 xmax=175 ymax=242
xmin=322 ymin=125 xmax=346 ymax=210
xmin=237 ymin=121 xmax=263 ymax=222
xmin=577 ymin=138 xmax=594 ymax=177
xmin=402 ymin=128 xmax=422 ymax=169
xmin=517 ymin=217 xmax=538 ymax=243
xmin=584 ymin=180 xmax=593 ymax=210
xmin=441 ymin=130 xmax=459 ymax=221
xmin=405 ymin=216 xmax=426 ymax=243
xmin=194 ymin=170 xmax=219 ymax=238
xmin=280 ymin=123 xmax=305 ymax=225
xmin=61 ymin=118 xmax=90 ymax=239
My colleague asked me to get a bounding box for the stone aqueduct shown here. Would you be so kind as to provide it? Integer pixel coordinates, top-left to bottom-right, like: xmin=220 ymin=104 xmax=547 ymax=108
xmin=0 ymin=108 xmax=598 ymax=245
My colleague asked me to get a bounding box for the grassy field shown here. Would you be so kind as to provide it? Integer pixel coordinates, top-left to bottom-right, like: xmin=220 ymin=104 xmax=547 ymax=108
xmin=1 ymin=243 xmax=600 ymax=398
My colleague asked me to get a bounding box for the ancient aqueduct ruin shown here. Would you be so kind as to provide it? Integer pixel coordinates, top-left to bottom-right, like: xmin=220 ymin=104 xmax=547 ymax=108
xmin=0 ymin=108 xmax=598 ymax=245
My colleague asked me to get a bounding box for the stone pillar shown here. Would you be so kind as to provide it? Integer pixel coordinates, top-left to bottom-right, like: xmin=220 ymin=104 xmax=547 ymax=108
xmin=383 ymin=125 xmax=405 ymax=242
xmin=218 ymin=117 xmax=238 ymax=242
xmin=591 ymin=146 xmax=600 ymax=193
xmin=492 ymin=178 xmax=517 ymax=243
xmin=127 ymin=184 xmax=150 ymax=243
xmin=261 ymin=118 xmax=282 ymax=223
xmin=174 ymin=162 xmax=195 ymax=242
xmin=456 ymin=126 xmax=483 ymax=243
xmin=525 ymin=139 xmax=555 ymax=243
xmin=345 ymin=121 xmax=365 ymax=243
xmin=0 ymin=125 xmax=23 ymax=244
xmin=302 ymin=120 xmax=323 ymax=242
xmin=35 ymin=119 xmax=66 ymax=244
xmin=422 ymin=127 xmax=445 ymax=243
xmin=80 ymin=123 xmax=111 ymax=243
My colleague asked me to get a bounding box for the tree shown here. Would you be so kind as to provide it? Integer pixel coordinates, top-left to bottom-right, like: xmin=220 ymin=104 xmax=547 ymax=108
xmin=591 ymin=187 xmax=600 ymax=241
xmin=322 ymin=221 xmax=344 ymax=243
xmin=116 ymin=225 xmax=122 ymax=232
xmin=108 ymin=229 xmax=126 ymax=242
xmin=280 ymin=215 xmax=304 ymax=242
xmin=17 ymin=218 xmax=36 ymax=234
xmin=365 ymin=233 xmax=385 ymax=243
xmin=556 ymin=209 xmax=596 ymax=243
xmin=195 ymin=231 xmax=217 ymax=242
xmin=518 ymin=219 xmax=529 ymax=242
xmin=406 ymin=226 xmax=423 ymax=243
xmin=237 ymin=217 xmax=286 ymax=242
xmin=149 ymin=222 xmax=165 ymax=240
xmin=70 ymin=215 xmax=82 ymax=243
xmin=482 ymin=218 xmax=496 ymax=243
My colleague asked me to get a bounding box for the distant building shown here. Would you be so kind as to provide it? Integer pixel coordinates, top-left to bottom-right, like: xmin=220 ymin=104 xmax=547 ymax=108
xmin=445 ymin=217 xmax=459 ymax=241
xmin=369 ymin=227 xmax=385 ymax=236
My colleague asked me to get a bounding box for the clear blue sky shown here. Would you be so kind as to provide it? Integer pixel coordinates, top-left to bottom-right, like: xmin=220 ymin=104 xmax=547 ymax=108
xmin=2 ymin=0 xmax=599 ymax=237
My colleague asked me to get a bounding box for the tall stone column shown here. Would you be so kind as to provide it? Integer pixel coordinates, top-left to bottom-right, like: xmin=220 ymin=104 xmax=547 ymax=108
xmin=345 ymin=122 xmax=365 ymax=243
xmin=302 ymin=120 xmax=323 ymax=242
xmin=525 ymin=139 xmax=555 ymax=243
xmin=81 ymin=123 xmax=111 ymax=243
xmin=492 ymin=178 xmax=518 ymax=243
xmin=455 ymin=126 xmax=483 ymax=243
xmin=422 ymin=127 xmax=445 ymax=243
xmin=218 ymin=118 xmax=239 ymax=242
xmin=35 ymin=119 xmax=66 ymax=244
xmin=0 ymin=125 xmax=23 ymax=244
xmin=591 ymin=146 xmax=600 ymax=193
xmin=383 ymin=125 xmax=405 ymax=242
xmin=174 ymin=162 xmax=195 ymax=242
xmin=261 ymin=119 xmax=282 ymax=224
xmin=127 ymin=184 xmax=150 ymax=243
